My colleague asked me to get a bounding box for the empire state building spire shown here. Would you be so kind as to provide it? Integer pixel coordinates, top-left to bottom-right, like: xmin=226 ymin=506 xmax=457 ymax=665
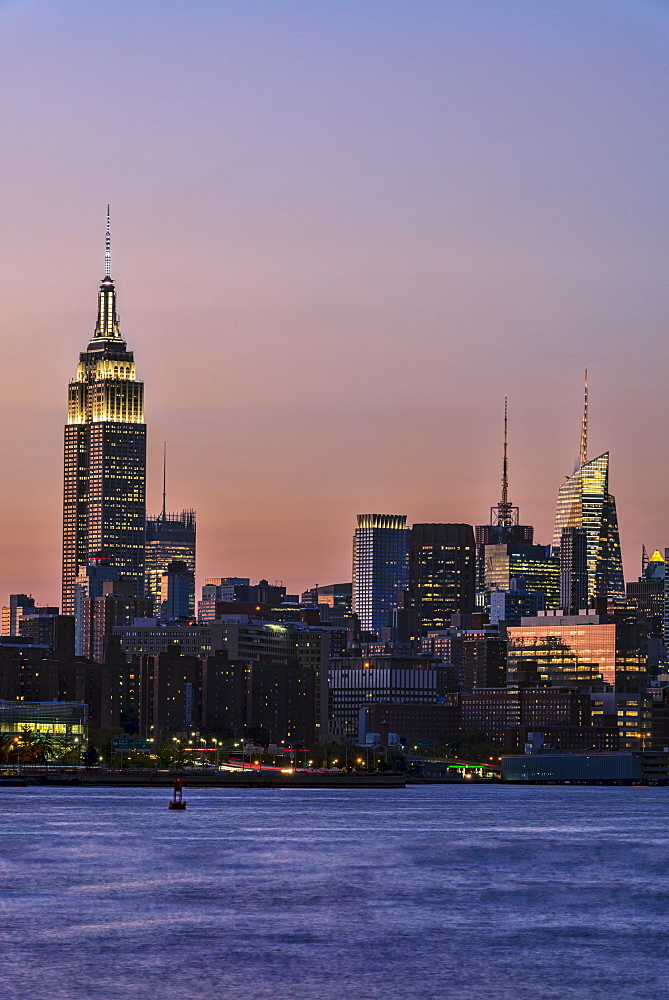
xmin=90 ymin=205 xmax=122 ymax=347
xmin=62 ymin=213 xmax=146 ymax=614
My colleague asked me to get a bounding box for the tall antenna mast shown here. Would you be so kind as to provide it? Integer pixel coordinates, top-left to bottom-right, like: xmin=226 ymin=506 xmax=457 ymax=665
xmin=490 ymin=396 xmax=519 ymax=530
xmin=105 ymin=204 xmax=111 ymax=278
xmin=161 ymin=442 xmax=167 ymax=520
xmin=501 ymin=395 xmax=509 ymax=516
xmin=579 ymin=367 xmax=588 ymax=468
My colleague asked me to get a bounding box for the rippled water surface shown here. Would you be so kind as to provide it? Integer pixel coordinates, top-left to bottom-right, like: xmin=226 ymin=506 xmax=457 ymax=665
xmin=1 ymin=784 xmax=668 ymax=999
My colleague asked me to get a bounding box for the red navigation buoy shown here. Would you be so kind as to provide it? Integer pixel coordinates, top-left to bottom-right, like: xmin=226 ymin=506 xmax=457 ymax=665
xmin=168 ymin=777 xmax=187 ymax=810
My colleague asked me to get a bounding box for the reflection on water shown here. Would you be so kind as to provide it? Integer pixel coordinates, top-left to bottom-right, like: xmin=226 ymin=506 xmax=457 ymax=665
xmin=1 ymin=785 xmax=668 ymax=1000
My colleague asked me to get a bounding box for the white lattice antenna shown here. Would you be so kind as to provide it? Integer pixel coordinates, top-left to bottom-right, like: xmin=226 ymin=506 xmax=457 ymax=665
xmin=105 ymin=205 xmax=111 ymax=278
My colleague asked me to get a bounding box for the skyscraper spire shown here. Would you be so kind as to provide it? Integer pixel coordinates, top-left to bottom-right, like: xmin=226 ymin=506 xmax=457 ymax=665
xmin=500 ymin=395 xmax=509 ymax=521
xmin=105 ymin=204 xmax=111 ymax=279
xmin=62 ymin=218 xmax=146 ymax=614
xmin=91 ymin=206 xmax=122 ymax=346
xmin=579 ymin=368 xmax=588 ymax=468
xmin=162 ymin=442 xmax=167 ymax=521
xmin=491 ymin=396 xmax=518 ymax=529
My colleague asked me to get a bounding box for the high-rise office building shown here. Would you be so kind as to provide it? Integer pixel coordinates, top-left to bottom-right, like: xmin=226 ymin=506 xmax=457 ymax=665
xmin=352 ymin=514 xmax=410 ymax=637
xmin=145 ymin=510 xmax=196 ymax=615
xmin=62 ymin=211 xmax=146 ymax=613
xmin=627 ymin=549 xmax=664 ymax=639
xmin=552 ymin=373 xmax=624 ymax=607
xmin=560 ymin=526 xmax=589 ymax=613
xmin=407 ymin=523 xmax=476 ymax=641
xmin=483 ymin=542 xmax=560 ymax=609
xmin=160 ymin=560 xmax=195 ymax=621
xmin=490 ymin=577 xmax=546 ymax=626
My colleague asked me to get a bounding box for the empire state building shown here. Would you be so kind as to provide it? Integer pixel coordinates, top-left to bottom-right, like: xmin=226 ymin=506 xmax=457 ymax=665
xmin=62 ymin=212 xmax=146 ymax=614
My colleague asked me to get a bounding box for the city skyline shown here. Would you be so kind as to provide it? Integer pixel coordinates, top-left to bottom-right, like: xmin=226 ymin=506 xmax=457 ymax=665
xmin=0 ymin=1 xmax=667 ymax=602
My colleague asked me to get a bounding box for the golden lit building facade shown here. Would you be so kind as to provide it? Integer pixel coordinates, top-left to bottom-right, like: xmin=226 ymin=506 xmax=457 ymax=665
xmin=484 ymin=543 xmax=560 ymax=609
xmin=0 ymin=700 xmax=87 ymax=739
xmin=62 ymin=214 xmax=146 ymax=613
xmin=506 ymin=612 xmax=646 ymax=688
xmin=552 ymin=452 xmax=625 ymax=607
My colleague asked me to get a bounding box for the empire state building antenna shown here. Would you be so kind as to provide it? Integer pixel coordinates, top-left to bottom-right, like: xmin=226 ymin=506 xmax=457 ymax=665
xmin=105 ymin=205 xmax=111 ymax=279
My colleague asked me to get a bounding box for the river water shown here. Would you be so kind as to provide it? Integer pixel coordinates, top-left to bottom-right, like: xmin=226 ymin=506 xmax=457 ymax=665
xmin=1 ymin=784 xmax=667 ymax=1000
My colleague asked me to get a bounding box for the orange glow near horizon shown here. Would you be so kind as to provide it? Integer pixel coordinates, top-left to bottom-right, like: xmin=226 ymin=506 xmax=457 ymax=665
xmin=0 ymin=3 xmax=668 ymax=605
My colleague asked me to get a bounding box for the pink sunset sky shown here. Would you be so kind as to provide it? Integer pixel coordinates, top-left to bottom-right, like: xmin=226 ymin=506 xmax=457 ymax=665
xmin=0 ymin=0 xmax=668 ymax=603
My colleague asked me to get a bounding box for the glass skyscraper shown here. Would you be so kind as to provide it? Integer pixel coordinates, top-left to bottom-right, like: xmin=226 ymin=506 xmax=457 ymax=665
xmin=352 ymin=514 xmax=409 ymax=636
xmin=145 ymin=510 xmax=196 ymax=615
xmin=62 ymin=212 xmax=146 ymax=614
xmin=552 ymin=452 xmax=625 ymax=607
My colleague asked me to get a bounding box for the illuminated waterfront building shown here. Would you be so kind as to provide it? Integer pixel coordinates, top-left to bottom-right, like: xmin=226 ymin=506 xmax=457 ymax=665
xmin=551 ymin=373 xmax=625 ymax=607
xmin=62 ymin=211 xmax=146 ymax=613
xmin=0 ymin=700 xmax=87 ymax=740
xmin=352 ymin=515 xmax=410 ymax=637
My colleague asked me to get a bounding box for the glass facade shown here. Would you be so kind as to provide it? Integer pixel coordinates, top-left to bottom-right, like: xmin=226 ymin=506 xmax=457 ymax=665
xmin=62 ymin=232 xmax=146 ymax=614
xmin=552 ymin=452 xmax=625 ymax=606
xmin=352 ymin=515 xmax=409 ymax=636
xmin=507 ymin=620 xmax=617 ymax=686
xmin=0 ymin=700 xmax=87 ymax=738
xmin=484 ymin=543 xmax=560 ymax=609
xmin=507 ymin=617 xmax=646 ymax=688
xmin=145 ymin=511 xmax=196 ymax=615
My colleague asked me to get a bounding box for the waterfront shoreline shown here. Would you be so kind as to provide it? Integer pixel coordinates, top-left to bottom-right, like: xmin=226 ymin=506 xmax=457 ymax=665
xmin=2 ymin=769 xmax=407 ymax=789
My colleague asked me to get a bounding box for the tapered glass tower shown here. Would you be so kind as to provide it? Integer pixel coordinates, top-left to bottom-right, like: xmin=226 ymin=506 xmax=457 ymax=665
xmin=62 ymin=211 xmax=146 ymax=614
xmin=552 ymin=373 xmax=624 ymax=607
